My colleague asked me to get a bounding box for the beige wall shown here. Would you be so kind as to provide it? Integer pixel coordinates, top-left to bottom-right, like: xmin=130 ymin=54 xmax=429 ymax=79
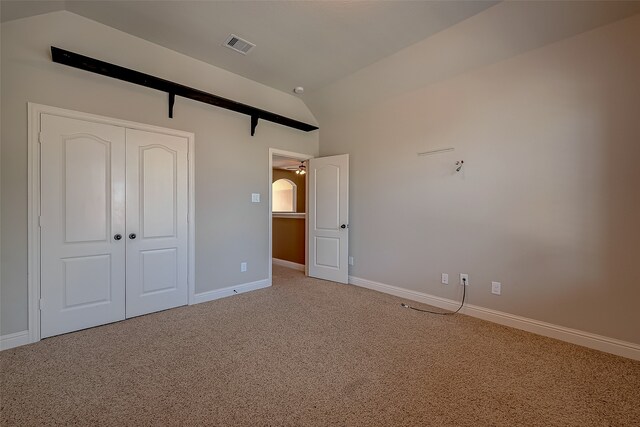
xmin=311 ymin=14 xmax=640 ymax=344
xmin=0 ymin=11 xmax=319 ymax=335
xmin=272 ymin=169 xmax=306 ymax=265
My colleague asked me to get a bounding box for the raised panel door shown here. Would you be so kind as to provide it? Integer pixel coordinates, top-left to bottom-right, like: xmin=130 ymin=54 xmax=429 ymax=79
xmin=125 ymin=129 xmax=189 ymax=317
xmin=40 ymin=114 xmax=126 ymax=338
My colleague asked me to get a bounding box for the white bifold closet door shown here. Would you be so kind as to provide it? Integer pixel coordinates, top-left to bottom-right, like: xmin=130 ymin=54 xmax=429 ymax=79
xmin=40 ymin=114 xmax=188 ymax=338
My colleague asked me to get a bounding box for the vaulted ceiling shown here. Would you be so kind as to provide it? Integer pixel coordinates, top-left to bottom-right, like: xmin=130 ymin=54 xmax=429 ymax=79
xmin=2 ymin=1 xmax=640 ymax=105
xmin=1 ymin=1 xmax=498 ymax=95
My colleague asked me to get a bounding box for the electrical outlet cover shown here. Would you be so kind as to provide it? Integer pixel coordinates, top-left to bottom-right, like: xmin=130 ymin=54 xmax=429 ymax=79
xmin=460 ymin=274 xmax=469 ymax=285
xmin=441 ymin=273 xmax=449 ymax=285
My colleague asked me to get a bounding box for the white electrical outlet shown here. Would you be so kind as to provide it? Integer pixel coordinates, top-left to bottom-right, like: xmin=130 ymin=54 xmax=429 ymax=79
xmin=441 ymin=273 xmax=449 ymax=285
xmin=348 ymin=256 xmax=354 ymax=266
xmin=491 ymin=281 xmax=501 ymax=295
xmin=240 ymin=262 xmax=247 ymax=272
xmin=460 ymin=274 xmax=469 ymax=285
xmin=251 ymin=193 xmax=260 ymax=203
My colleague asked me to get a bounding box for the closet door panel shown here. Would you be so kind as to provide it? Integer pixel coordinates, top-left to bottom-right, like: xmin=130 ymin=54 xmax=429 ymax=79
xmin=125 ymin=129 xmax=188 ymax=317
xmin=40 ymin=114 xmax=126 ymax=338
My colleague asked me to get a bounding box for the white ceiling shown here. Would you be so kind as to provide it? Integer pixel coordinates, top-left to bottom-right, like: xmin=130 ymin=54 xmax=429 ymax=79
xmin=2 ymin=0 xmax=639 ymax=104
xmin=272 ymin=155 xmax=304 ymax=171
xmin=1 ymin=0 xmax=497 ymax=94
xmin=305 ymin=0 xmax=640 ymax=118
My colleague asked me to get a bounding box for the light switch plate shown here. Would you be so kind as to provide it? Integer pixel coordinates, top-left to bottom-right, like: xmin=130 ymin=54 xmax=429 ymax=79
xmin=491 ymin=281 xmax=501 ymax=295
xmin=251 ymin=193 xmax=260 ymax=203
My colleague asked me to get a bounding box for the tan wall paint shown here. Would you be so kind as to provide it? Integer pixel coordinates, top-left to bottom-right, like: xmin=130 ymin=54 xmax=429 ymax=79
xmin=272 ymin=218 xmax=305 ymax=265
xmin=0 ymin=11 xmax=319 ymax=335
xmin=313 ymin=14 xmax=640 ymax=344
xmin=272 ymin=169 xmax=306 ymax=265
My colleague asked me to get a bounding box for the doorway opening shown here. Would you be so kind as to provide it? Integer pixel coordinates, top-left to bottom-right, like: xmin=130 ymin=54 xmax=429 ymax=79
xmin=268 ymin=149 xmax=312 ymax=281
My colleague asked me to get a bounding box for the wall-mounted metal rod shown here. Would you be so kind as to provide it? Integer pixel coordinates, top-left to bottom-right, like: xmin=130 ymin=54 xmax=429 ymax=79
xmin=50 ymin=46 xmax=319 ymax=136
xmin=417 ymin=147 xmax=454 ymax=156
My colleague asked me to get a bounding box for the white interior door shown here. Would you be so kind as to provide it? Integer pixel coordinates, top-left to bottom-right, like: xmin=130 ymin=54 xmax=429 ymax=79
xmin=125 ymin=129 xmax=189 ymax=317
xmin=308 ymin=154 xmax=349 ymax=283
xmin=40 ymin=114 xmax=126 ymax=338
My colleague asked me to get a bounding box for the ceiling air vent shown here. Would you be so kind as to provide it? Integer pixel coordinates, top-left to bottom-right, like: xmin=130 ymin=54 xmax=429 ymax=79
xmin=223 ymin=34 xmax=255 ymax=55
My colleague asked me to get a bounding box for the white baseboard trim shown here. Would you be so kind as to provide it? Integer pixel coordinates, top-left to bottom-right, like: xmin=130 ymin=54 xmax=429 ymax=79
xmin=272 ymin=258 xmax=305 ymax=271
xmin=192 ymin=278 xmax=271 ymax=305
xmin=0 ymin=330 xmax=31 ymax=351
xmin=349 ymin=275 xmax=640 ymax=361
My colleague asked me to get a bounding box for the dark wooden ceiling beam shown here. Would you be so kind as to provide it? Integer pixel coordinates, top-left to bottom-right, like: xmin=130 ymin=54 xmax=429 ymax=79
xmin=50 ymin=46 xmax=318 ymax=136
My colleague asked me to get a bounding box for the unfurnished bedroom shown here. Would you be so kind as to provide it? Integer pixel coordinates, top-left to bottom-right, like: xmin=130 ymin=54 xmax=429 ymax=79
xmin=1 ymin=1 xmax=639 ymax=425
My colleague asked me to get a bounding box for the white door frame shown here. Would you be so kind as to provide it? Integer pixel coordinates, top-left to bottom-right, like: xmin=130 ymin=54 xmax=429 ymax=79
xmin=268 ymin=148 xmax=313 ymax=283
xmin=27 ymin=103 xmax=196 ymax=344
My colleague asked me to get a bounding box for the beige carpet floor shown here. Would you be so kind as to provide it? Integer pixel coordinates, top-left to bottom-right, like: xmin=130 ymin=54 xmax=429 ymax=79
xmin=1 ymin=265 xmax=639 ymax=426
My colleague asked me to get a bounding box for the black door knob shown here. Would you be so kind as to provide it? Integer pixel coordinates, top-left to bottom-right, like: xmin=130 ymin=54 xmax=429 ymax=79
xmin=340 ymin=224 xmax=347 ymax=229
xmin=129 ymin=233 xmax=137 ymax=239
xmin=114 ymin=234 xmax=122 ymax=240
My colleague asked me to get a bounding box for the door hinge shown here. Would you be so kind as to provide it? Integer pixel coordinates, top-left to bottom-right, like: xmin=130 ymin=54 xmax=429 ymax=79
xmin=38 ymin=132 xmax=43 ymax=144
xmin=38 ymin=215 xmax=43 ymax=228
xmin=39 ymin=298 xmax=44 ymax=310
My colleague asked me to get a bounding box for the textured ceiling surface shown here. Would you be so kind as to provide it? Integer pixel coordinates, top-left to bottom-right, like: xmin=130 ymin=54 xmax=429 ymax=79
xmin=1 ymin=0 xmax=497 ymax=94
xmin=2 ymin=1 xmax=639 ymax=107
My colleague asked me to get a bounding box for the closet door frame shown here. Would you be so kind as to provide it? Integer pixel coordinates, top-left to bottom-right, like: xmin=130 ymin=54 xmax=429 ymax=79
xmin=27 ymin=103 xmax=196 ymax=344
